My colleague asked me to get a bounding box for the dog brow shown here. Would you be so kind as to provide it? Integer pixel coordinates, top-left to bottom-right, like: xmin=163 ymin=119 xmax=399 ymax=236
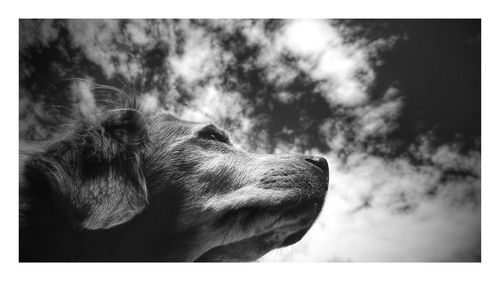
xmin=198 ymin=124 xmax=230 ymax=142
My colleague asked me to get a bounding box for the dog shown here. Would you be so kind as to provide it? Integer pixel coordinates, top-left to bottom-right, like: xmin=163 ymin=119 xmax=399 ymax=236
xmin=19 ymin=101 xmax=329 ymax=261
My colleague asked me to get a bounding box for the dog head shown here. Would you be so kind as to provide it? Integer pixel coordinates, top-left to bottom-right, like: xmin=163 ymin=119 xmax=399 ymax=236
xmin=21 ymin=109 xmax=329 ymax=261
xmin=144 ymin=113 xmax=329 ymax=261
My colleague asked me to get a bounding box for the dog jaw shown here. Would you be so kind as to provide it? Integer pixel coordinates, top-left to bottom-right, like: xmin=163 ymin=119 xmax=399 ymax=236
xmin=193 ymin=195 xmax=325 ymax=261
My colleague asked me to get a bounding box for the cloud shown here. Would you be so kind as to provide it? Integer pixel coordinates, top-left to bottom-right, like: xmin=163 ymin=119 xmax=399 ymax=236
xmin=353 ymin=87 xmax=402 ymax=140
xmin=20 ymin=19 xmax=59 ymax=50
xmin=138 ymin=90 xmax=161 ymax=113
xmin=19 ymin=93 xmax=52 ymax=140
xmin=71 ymin=80 xmax=98 ymax=117
xmin=66 ymin=20 xmax=122 ymax=78
xmin=282 ymin=19 xmax=340 ymax=57
xmin=169 ymin=21 xmax=233 ymax=85
xmin=66 ymin=20 xmax=158 ymax=81
xmin=126 ymin=20 xmax=151 ymax=45
xmin=282 ymin=20 xmax=369 ymax=105
xmin=243 ymin=19 xmax=392 ymax=107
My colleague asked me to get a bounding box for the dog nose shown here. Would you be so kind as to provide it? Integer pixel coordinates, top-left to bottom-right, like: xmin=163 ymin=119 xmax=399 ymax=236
xmin=304 ymin=156 xmax=329 ymax=173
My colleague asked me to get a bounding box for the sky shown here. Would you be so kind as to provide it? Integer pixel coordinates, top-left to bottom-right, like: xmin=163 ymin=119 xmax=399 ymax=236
xmin=19 ymin=19 xmax=481 ymax=262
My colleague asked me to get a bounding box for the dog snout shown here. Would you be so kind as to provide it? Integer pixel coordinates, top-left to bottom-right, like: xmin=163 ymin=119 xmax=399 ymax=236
xmin=303 ymin=156 xmax=329 ymax=174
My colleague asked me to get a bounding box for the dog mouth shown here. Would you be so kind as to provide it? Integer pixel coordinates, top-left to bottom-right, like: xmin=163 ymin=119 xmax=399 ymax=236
xmin=194 ymin=196 xmax=325 ymax=261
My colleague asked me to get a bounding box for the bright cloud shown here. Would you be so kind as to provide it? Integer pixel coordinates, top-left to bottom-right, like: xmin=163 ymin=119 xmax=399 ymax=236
xmin=71 ymin=80 xmax=98 ymax=117
xmin=169 ymin=22 xmax=233 ymax=84
xmin=281 ymin=19 xmax=341 ymax=57
xmin=354 ymin=87 xmax=403 ymax=140
xmin=138 ymin=90 xmax=161 ymax=113
xmin=249 ymin=19 xmax=385 ymax=106
xmin=126 ymin=20 xmax=150 ymax=45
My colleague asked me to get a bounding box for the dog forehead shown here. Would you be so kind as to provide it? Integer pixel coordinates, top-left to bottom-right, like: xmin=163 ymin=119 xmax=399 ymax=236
xmin=150 ymin=113 xmax=212 ymax=138
xmin=162 ymin=113 xmax=186 ymax=123
xmin=157 ymin=113 xmax=196 ymax=127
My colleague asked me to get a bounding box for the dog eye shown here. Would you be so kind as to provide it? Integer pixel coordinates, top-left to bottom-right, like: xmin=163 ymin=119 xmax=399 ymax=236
xmin=198 ymin=128 xmax=229 ymax=144
xmin=206 ymin=133 xmax=220 ymax=141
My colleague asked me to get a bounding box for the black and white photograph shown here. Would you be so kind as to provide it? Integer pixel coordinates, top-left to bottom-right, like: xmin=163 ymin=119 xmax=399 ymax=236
xmin=18 ymin=18 xmax=481 ymax=263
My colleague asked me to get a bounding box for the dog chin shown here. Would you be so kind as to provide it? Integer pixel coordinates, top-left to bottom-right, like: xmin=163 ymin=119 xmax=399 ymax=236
xmin=194 ymin=227 xmax=312 ymax=262
xmin=195 ymin=197 xmax=324 ymax=262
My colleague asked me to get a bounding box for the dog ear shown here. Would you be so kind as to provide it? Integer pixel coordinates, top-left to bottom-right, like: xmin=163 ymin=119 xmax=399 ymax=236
xmin=22 ymin=109 xmax=149 ymax=230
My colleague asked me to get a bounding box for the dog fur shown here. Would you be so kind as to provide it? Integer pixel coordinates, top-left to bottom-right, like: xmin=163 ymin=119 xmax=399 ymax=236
xmin=19 ymin=102 xmax=329 ymax=262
